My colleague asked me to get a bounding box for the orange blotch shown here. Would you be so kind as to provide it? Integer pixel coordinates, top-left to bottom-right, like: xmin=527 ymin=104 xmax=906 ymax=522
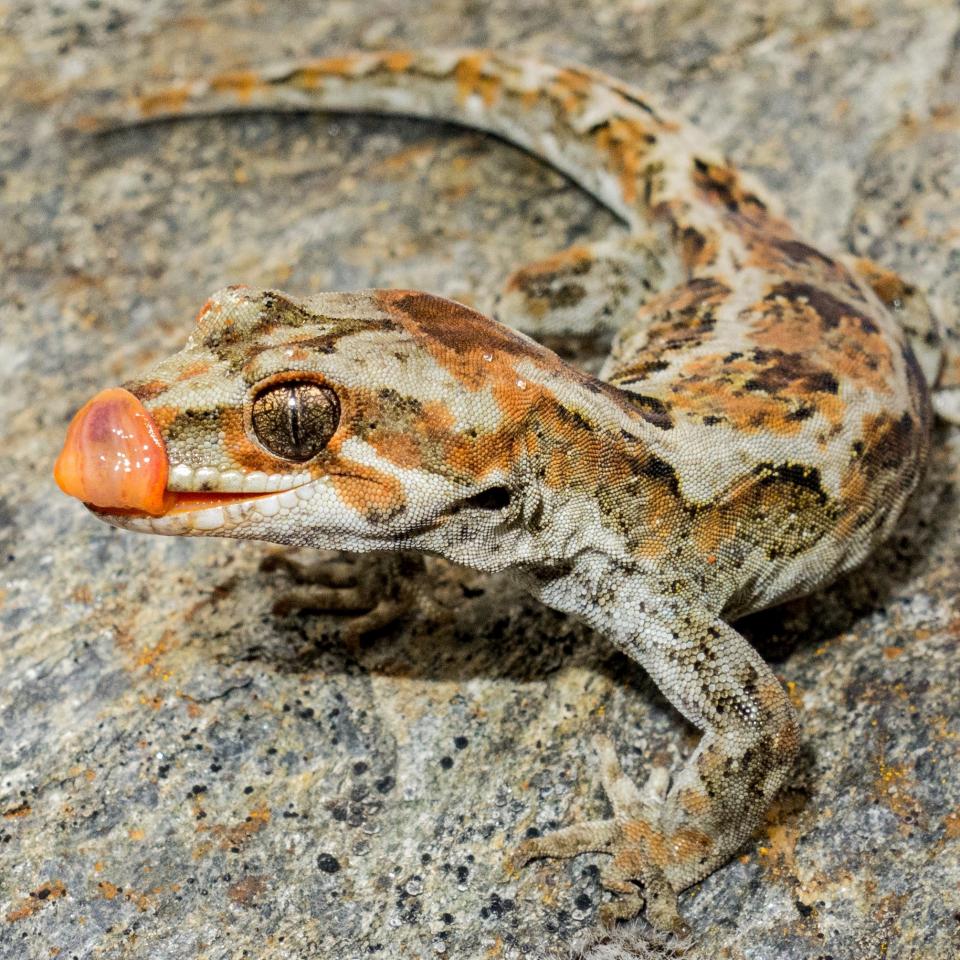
xmin=678 ymin=788 xmax=711 ymax=816
xmin=210 ymin=70 xmax=263 ymax=103
xmin=670 ymin=826 xmax=714 ymax=860
xmin=504 ymin=244 xmax=593 ymax=289
xmin=368 ymin=430 xmax=422 ymax=470
xmin=671 ymin=350 xmax=845 ymax=435
xmin=175 ymin=360 xmax=213 ymax=382
xmin=747 ymin=290 xmax=895 ymax=394
xmin=455 ymin=52 xmax=501 ymax=107
xmin=382 ymin=51 xmax=415 ymax=72
xmin=329 ymin=460 xmax=406 ymax=523
xmin=595 ymin=117 xmax=653 ymax=206
xmin=291 ymin=55 xmax=365 ymax=88
xmin=137 ymin=86 xmax=191 ymax=117
xmin=620 ymin=817 xmax=669 ymax=867
xmin=547 ymin=69 xmax=593 ymax=114
xmin=378 ymin=290 xmax=568 ymax=395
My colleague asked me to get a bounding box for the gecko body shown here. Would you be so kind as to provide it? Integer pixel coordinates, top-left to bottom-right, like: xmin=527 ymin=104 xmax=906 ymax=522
xmin=55 ymin=50 xmax=952 ymax=932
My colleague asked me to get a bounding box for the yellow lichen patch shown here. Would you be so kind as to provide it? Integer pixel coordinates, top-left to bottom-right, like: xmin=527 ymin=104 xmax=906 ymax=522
xmin=124 ymin=889 xmax=152 ymax=913
xmin=5 ymin=881 xmax=67 ymax=923
xmin=484 ymin=936 xmax=506 ymax=959
xmin=759 ymin=824 xmax=798 ymax=880
xmin=135 ymin=631 xmax=175 ymax=675
xmin=2 ymin=802 xmax=30 ymax=819
xmin=98 ymin=880 xmax=119 ymax=900
xmin=874 ymin=755 xmax=922 ymax=822
xmin=785 ymin=680 xmax=803 ymax=710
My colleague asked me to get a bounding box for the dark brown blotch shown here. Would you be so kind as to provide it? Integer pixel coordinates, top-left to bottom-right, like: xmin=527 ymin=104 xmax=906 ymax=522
xmin=768 ymin=282 xmax=878 ymax=334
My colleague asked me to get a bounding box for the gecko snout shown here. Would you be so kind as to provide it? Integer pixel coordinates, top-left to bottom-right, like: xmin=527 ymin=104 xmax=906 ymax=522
xmin=54 ymin=387 xmax=172 ymax=515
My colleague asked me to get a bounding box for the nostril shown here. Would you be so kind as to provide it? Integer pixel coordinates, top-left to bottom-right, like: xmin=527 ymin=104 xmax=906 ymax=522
xmin=463 ymin=486 xmax=512 ymax=511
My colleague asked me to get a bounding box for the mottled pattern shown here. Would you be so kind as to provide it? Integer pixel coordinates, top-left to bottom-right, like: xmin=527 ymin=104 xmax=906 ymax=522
xmin=57 ymin=49 xmax=949 ymax=933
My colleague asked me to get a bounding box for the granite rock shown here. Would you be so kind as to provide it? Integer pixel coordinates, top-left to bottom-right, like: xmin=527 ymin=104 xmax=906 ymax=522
xmin=1 ymin=2 xmax=959 ymax=958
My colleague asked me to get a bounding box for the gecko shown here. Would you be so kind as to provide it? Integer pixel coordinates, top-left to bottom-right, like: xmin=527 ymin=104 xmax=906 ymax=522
xmin=53 ymin=50 xmax=959 ymax=933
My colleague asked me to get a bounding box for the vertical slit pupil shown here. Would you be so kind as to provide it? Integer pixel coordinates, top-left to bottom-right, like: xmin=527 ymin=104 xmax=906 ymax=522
xmin=288 ymin=390 xmax=301 ymax=451
xmin=251 ymin=379 xmax=340 ymax=462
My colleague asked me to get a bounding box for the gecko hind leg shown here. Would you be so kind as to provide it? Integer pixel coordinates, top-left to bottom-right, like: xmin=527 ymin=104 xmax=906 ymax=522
xmin=494 ymin=234 xmax=675 ymax=338
xmin=849 ymin=256 xmax=960 ymax=423
xmin=261 ymin=550 xmax=433 ymax=643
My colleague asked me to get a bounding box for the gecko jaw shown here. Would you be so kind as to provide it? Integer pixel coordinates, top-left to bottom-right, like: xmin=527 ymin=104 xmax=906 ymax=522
xmin=88 ymin=482 xmax=318 ymax=535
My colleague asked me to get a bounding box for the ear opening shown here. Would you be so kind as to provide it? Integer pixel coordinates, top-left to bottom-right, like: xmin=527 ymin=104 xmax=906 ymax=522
xmin=462 ymin=486 xmax=512 ymax=511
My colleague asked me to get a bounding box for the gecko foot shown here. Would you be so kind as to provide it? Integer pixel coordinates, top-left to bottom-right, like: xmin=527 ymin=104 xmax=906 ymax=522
xmin=510 ymin=735 xmax=688 ymax=935
xmin=261 ymin=550 xmax=436 ymax=644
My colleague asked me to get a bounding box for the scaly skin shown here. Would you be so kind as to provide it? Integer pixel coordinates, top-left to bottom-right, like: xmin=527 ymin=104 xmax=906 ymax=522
xmin=60 ymin=50 xmax=949 ymax=932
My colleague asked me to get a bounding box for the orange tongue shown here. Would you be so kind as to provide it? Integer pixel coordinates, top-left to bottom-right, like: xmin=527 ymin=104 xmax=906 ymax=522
xmin=54 ymin=387 xmax=171 ymax=516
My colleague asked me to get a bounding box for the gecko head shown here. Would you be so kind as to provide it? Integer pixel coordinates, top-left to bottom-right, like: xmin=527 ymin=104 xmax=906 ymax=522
xmin=54 ymin=286 xmax=614 ymax=569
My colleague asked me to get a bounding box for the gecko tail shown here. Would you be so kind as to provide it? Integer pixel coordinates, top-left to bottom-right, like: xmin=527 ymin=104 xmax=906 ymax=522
xmin=60 ymin=49 xmax=760 ymax=234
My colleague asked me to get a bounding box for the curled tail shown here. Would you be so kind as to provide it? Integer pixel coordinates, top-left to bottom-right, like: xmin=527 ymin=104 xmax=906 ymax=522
xmin=71 ymin=49 xmax=780 ymax=267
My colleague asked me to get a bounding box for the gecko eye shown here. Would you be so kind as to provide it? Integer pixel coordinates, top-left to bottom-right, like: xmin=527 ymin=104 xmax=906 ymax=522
xmin=250 ymin=380 xmax=340 ymax=462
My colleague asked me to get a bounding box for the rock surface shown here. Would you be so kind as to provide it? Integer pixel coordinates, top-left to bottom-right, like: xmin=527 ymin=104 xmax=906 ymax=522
xmin=1 ymin=2 xmax=959 ymax=958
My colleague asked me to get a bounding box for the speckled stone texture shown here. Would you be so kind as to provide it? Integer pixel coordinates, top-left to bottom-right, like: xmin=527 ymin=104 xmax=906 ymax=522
xmin=2 ymin=2 xmax=959 ymax=958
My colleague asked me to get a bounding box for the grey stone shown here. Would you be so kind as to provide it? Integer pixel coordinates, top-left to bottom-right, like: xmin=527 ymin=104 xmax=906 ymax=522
xmin=1 ymin=2 xmax=958 ymax=958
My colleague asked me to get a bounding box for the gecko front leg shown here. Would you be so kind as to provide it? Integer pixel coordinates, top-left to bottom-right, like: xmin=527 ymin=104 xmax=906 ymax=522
xmin=513 ymin=604 xmax=799 ymax=932
xmin=262 ymin=550 xmax=437 ymax=643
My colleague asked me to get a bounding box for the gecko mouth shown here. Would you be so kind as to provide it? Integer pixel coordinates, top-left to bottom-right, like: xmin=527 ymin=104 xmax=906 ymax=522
xmin=53 ymin=386 xmax=309 ymax=522
xmin=87 ymin=489 xmax=278 ymax=518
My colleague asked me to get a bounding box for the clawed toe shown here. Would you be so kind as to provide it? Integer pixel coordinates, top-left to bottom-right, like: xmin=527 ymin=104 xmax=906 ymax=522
xmin=598 ymin=892 xmax=645 ymax=926
xmin=510 ymin=735 xmax=688 ymax=932
xmin=510 ymin=818 xmax=618 ymax=869
xmin=260 ymin=549 xmax=358 ymax=587
xmin=262 ymin=548 xmax=422 ymax=641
